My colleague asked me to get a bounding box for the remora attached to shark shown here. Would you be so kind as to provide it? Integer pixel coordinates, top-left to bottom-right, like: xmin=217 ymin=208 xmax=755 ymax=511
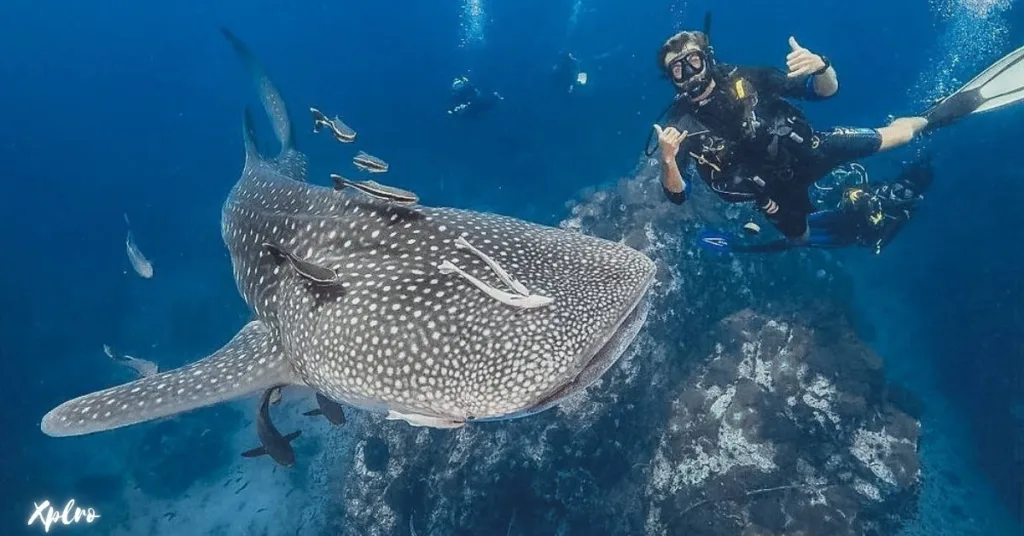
xmin=39 ymin=29 xmax=656 ymax=438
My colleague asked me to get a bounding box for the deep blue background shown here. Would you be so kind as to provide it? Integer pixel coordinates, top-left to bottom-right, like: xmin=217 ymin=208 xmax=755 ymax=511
xmin=1 ymin=0 xmax=1021 ymax=530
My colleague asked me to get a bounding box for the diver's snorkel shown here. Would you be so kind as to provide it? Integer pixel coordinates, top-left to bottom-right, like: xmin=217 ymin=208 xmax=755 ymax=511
xmin=645 ymin=11 xmax=714 ymax=157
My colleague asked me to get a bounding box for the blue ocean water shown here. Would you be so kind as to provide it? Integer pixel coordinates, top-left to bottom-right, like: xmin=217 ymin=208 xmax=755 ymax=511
xmin=1 ymin=0 xmax=1021 ymax=534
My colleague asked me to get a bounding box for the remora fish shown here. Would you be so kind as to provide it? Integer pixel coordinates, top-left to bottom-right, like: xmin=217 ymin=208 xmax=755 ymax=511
xmin=123 ymin=214 xmax=153 ymax=278
xmin=310 ymin=107 xmax=356 ymax=143
xmin=39 ymin=28 xmax=655 ymax=440
xmin=103 ymin=344 xmax=159 ymax=378
xmin=303 ymin=392 xmax=346 ymax=425
xmin=352 ymin=150 xmax=388 ymax=173
xmin=240 ymin=387 xmax=301 ymax=467
xmin=330 ymin=173 xmax=418 ymax=205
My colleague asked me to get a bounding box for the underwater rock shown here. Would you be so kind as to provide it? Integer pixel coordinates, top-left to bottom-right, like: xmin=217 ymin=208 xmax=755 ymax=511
xmin=646 ymin=310 xmax=920 ymax=535
xmin=362 ymin=437 xmax=390 ymax=473
xmin=315 ymin=169 xmax=920 ymax=535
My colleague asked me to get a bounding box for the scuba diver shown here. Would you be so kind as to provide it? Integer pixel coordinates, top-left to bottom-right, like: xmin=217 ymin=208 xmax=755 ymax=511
xmin=448 ymin=75 xmax=504 ymax=117
xmin=652 ymin=13 xmax=1024 ymax=247
xmin=698 ymin=158 xmax=934 ymax=254
xmin=553 ymin=51 xmax=588 ymax=93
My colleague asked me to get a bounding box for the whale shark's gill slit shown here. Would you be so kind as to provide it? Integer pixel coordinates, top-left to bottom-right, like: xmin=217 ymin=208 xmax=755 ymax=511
xmin=40 ymin=321 xmax=298 ymax=437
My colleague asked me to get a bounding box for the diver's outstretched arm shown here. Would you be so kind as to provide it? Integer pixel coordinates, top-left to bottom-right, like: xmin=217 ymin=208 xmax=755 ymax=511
xmin=876 ymin=117 xmax=929 ymax=151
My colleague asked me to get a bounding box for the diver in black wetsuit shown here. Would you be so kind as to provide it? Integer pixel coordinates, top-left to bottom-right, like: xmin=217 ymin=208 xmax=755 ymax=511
xmin=652 ymin=28 xmax=940 ymax=245
xmin=448 ymin=76 xmax=504 ymax=117
xmin=709 ymin=158 xmax=934 ymax=254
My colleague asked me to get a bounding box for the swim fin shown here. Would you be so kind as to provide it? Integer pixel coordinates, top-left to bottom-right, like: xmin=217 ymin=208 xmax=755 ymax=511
xmin=697 ymin=229 xmax=805 ymax=254
xmin=922 ymin=44 xmax=1024 ymax=131
xmin=697 ymin=230 xmax=735 ymax=253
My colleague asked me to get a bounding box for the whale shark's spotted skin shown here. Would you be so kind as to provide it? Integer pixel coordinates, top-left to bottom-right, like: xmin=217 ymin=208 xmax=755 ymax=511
xmin=39 ymin=29 xmax=655 ymax=438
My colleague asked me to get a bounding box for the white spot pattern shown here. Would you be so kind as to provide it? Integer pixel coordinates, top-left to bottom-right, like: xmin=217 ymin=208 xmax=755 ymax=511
xmin=218 ymin=160 xmax=655 ymax=421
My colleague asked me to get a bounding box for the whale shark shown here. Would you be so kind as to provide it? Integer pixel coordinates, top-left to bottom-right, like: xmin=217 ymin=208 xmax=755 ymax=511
xmin=39 ymin=29 xmax=656 ymax=438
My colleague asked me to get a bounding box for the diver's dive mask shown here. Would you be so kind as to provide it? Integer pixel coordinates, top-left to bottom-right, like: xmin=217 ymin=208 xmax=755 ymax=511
xmin=665 ymin=46 xmax=714 ymax=99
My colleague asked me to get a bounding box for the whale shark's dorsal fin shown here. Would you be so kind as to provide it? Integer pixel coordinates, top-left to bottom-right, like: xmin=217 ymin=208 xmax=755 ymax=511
xmin=222 ymin=27 xmax=308 ymax=183
xmin=242 ymin=107 xmax=260 ymax=162
xmin=40 ymin=321 xmax=299 ymax=437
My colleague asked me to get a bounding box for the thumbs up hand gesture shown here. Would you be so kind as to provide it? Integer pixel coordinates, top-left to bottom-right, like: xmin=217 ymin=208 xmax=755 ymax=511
xmin=786 ymin=36 xmax=828 ymax=78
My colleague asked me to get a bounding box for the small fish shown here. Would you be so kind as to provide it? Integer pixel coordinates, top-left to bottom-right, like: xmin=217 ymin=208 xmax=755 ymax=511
xmin=123 ymin=214 xmax=153 ymax=278
xmin=103 ymin=344 xmax=159 ymax=378
xmin=263 ymin=242 xmax=340 ymax=285
xmin=329 ymin=174 xmax=418 ymax=205
xmin=302 ymin=392 xmax=346 ymax=426
xmin=310 ymin=107 xmax=356 ymax=143
xmin=162 ymin=512 xmax=176 ymax=521
xmin=234 ymin=481 xmax=249 ymax=494
xmin=352 ymin=151 xmax=389 ymax=173
xmin=240 ymin=387 xmax=301 ymax=467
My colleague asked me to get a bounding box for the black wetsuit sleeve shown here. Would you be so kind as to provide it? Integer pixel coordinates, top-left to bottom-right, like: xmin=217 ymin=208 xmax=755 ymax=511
xmin=741 ymin=66 xmax=819 ymax=100
xmin=663 ymin=184 xmax=686 ymax=204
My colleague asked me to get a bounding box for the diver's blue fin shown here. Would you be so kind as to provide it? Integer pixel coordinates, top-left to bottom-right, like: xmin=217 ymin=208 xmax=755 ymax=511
xmin=923 ymin=44 xmax=1024 ymax=130
xmin=697 ymin=230 xmax=735 ymax=253
xmin=699 ymin=229 xmax=807 ymax=254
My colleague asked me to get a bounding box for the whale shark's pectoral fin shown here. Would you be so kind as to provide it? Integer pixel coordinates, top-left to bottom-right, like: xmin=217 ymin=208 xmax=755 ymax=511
xmin=263 ymin=242 xmax=341 ymax=286
xmin=41 ymin=320 xmax=298 ymax=437
xmin=386 ymin=409 xmax=465 ymax=429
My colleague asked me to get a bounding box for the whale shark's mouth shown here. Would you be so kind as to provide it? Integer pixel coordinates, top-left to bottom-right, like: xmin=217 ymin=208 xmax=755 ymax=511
xmin=526 ymin=293 xmax=653 ymax=414
xmin=481 ymin=268 xmax=656 ymax=422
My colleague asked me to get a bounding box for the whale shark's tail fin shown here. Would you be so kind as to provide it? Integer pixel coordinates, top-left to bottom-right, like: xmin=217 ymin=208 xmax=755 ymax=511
xmin=41 ymin=321 xmax=298 ymax=437
xmin=221 ymin=27 xmax=308 ymax=182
